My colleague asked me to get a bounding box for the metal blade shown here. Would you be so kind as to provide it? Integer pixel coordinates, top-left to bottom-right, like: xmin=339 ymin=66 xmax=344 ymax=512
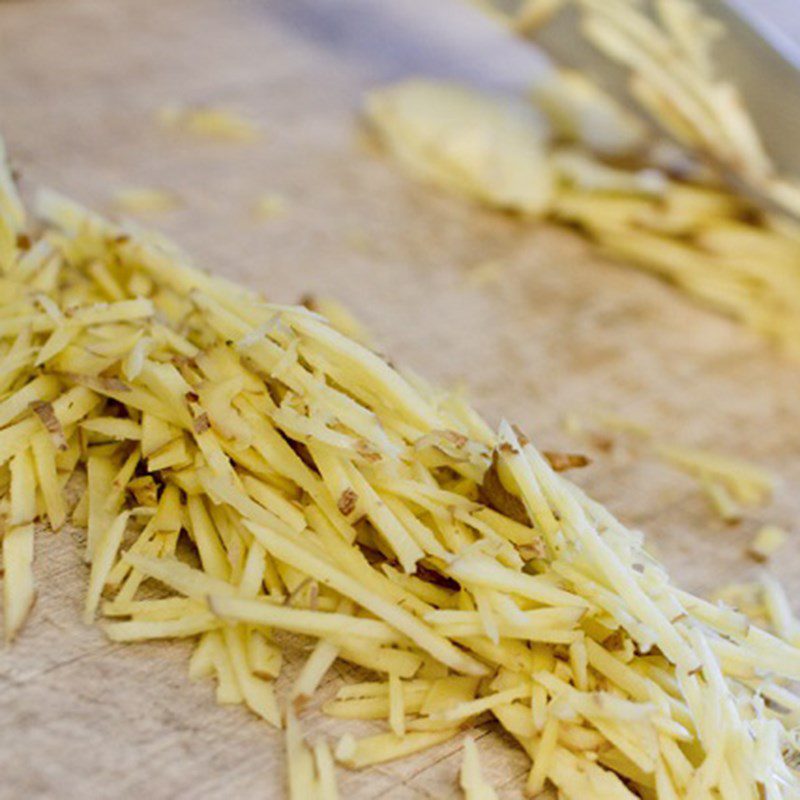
xmin=709 ymin=0 xmax=800 ymax=180
xmin=532 ymin=0 xmax=800 ymax=180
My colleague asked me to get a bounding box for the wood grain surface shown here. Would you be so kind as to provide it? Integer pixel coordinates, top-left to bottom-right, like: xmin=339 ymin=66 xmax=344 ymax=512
xmin=1 ymin=1 xmax=799 ymax=798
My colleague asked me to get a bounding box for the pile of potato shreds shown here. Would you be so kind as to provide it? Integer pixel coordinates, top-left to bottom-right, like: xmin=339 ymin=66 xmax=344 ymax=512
xmin=367 ymin=0 xmax=800 ymax=359
xmin=2 ymin=141 xmax=800 ymax=799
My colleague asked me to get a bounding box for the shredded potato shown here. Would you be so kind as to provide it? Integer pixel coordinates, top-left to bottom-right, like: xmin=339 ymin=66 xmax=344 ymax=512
xmin=460 ymin=736 xmax=498 ymax=799
xmin=365 ymin=80 xmax=553 ymax=215
xmin=368 ymin=1 xmax=800 ymax=359
xmin=112 ymin=188 xmax=180 ymax=215
xmin=572 ymin=412 xmax=777 ymax=522
xmin=0 ymin=138 xmax=798 ymax=798
xmin=531 ymin=68 xmax=648 ymax=156
xmin=748 ymin=525 xmax=789 ymax=563
xmin=158 ymin=104 xmax=260 ymax=142
xmin=253 ymin=193 xmax=287 ymax=219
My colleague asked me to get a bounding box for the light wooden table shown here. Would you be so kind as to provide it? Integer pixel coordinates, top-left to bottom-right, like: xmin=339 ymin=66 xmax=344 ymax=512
xmin=1 ymin=1 xmax=799 ymax=798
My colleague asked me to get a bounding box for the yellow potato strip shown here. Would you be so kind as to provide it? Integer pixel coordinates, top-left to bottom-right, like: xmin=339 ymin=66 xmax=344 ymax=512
xmin=243 ymin=519 xmax=488 ymax=676
xmin=209 ymin=595 xmax=405 ymax=644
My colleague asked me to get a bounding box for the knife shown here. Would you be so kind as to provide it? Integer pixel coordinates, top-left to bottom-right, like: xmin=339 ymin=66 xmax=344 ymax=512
xmin=510 ymin=0 xmax=800 ymax=213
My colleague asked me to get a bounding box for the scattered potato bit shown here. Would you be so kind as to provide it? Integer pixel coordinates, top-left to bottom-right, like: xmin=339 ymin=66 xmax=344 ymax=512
xmin=465 ymin=259 xmax=505 ymax=288
xmin=300 ymin=295 xmax=376 ymax=349
xmin=0 ymin=138 xmax=799 ymax=798
xmin=712 ymin=581 xmax=768 ymax=627
xmin=459 ymin=736 xmax=498 ymax=800
xmin=569 ymin=412 xmax=775 ymax=520
xmin=748 ymin=525 xmax=789 ymax=563
xmin=334 ymin=729 xmax=459 ymax=769
xmin=313 ymin=739 xmax=339 ymax=800
xmin=3 ymin=449 xmax=37 ymax=642
xmin=552 ymin=148 xmax=667 ymax=196
xmin=113 ymin=188 xmax=180 ymax=215
xmin=3 ymin=523 xmax=36 ymax=642
xmin=365 ymin=81 xmax=553 ymax=215
xmin=253 ymin=193 xmax=286 ymax=219
xmin=701 ymin=477 xmax=742 ymax=524
xmin=589 ymin=412 xmax=652 ymax=439
xmin=157 ymin=104 xmax=260 ymax=141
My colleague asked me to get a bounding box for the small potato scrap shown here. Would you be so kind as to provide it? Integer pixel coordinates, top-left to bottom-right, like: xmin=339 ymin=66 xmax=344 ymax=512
xmin=748 ymin=525 xmax=789 ymax=563
xmin=459 ymin=736 xmax=498 ymax=800
xmin=367 ymin=70 xmax=800 ymax=356
xmin=113 ymin=188 xmax=181 ymax=215
xmin=3 ymin=449 xmax=37 ymax=642
xmin=286 ymin=710 xmax=339 ymax=799
xmin=571 ymin=413 xmax=776 ymax=522
xmin=0 ymin=137 xmax=799 ymax=798
xmin=656 ymin=441 xmax=775 ymax=511
xmin=158 ymin=104 xmax=260 ymax=142
xmin=253 ymin=193 xmax=287 ymax=220
xmin=542 ymin=450 xmax=590 ymax=472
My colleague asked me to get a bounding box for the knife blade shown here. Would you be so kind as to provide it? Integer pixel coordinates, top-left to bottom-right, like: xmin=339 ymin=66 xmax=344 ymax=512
xmin=528 ymin=0 xmax=800 ymax=181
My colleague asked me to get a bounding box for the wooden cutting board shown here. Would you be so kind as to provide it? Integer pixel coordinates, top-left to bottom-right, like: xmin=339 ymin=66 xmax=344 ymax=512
xmin=1 ymin=1 xmax=799 ymax=797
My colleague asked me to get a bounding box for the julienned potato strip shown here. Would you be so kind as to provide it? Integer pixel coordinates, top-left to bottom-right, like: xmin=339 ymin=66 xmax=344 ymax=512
xmin=0 ymin=139 xmax=798 ymax=798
